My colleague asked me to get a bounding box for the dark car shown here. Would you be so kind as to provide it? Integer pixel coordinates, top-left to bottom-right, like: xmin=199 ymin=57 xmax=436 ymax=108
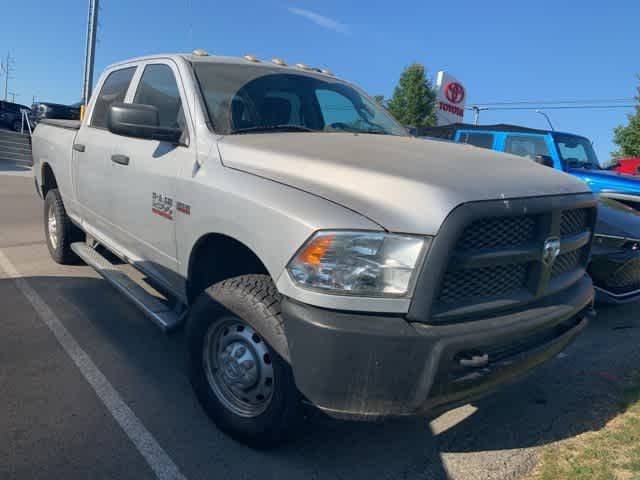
xmin=30 ymin=102 xmax=81 ymax=126
xmin=0 ymin=100 xmax=31 ymax=131
xmin=590 ymin=198 xmax=640 ymax=303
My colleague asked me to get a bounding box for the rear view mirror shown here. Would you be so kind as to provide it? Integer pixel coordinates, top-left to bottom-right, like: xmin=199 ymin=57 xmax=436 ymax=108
xmin=534 ymin=155 xmax=554 ymax=168
xmin=107 ymin=102 xmax=183 ymax=144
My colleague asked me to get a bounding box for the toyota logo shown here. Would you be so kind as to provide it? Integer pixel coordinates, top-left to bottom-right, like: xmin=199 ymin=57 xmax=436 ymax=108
xmin=445 ymin=82 xmax=465 ymax=104
xmin=542 ymin=238 xmax=561 ymax=267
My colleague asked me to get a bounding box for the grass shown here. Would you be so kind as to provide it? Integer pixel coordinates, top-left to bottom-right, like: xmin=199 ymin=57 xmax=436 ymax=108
xmin=526 ymin=372 xmax=640 ymax=480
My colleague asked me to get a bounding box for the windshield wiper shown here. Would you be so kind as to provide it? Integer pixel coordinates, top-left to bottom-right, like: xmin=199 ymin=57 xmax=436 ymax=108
xmin=231 ymin=124 xmax=314 ymax=134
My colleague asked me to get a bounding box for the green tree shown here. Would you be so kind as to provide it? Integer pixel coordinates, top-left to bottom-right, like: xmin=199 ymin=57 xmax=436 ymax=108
xmin=386 ymin=63 xmax=436 ymax=127
xmin=612 ymin=76 xmax=640 ymax=159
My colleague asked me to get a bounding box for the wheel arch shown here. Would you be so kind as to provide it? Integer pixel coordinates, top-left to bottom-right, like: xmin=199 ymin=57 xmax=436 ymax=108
xmin=41 ymin=162 xmax=58 ymax=197
xmin=186 ymin=232 xmax=270 ymax=305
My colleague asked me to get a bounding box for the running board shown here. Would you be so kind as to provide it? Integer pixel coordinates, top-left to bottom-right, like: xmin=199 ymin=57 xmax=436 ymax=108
xmin=71 ymin=242 xmax=183 ymax=332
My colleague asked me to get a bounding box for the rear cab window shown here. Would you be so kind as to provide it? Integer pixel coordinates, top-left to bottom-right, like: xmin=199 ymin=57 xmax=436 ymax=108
xmin=91 ymin=67 xmax=137 ymax=128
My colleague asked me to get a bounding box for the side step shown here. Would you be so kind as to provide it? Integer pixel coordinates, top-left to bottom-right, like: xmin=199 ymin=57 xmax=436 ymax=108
xmin=71 ymin=242 xmax=184 ymax=332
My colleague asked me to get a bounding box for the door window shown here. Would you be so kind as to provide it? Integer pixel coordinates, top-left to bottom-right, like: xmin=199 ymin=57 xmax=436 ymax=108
xmin=91 ymin=67 xmax=136 ymax=128
xmin=133 ymin=64 xmax=184 ymax=128
xmin=458 ymin=132 xmax=494 ymax=149
xmin=504 ymin=135 xmax=550 ymax=159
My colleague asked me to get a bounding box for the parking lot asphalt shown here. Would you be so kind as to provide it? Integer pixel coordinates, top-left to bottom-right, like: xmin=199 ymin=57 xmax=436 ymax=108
xmin=1 ymin=163 xmax=639 ymax=480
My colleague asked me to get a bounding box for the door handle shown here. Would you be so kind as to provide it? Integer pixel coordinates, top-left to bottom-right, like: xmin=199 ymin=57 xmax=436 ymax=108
xmin=111 ymin=154 xmax=130 ymax=166
xmin=73 ymin=143 xmax=86 ymax=152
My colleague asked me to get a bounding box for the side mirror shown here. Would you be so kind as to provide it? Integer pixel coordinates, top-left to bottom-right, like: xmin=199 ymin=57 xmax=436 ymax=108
xmin=534 ymin=154 xmax=554 ymax=168
xmin=107 ymin=103 xmax=183 ymax=144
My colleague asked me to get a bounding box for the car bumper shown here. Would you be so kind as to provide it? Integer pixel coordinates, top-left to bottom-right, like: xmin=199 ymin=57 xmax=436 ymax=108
xmin=281 ymin=274 xmax=593 ymax=420
xmin=590 ymin=251 xmax=640 ymax=304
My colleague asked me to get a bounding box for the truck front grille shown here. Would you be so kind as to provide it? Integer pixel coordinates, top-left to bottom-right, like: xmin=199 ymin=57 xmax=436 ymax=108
xmin=560 ymin=209 xmax=588 ymax=236
xmin=551 ymin=247 xmax=586 ymax=278
xmin=457 ymin=216 xmax=537 ymax=250
xmin=439 ymin=262 xmax=528 ymax=305
xmin=432 ymin=202 xmax=595 ymax=316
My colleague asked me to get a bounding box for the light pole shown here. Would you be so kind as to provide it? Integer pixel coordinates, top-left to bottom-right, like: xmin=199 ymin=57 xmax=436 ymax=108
xmin=82 ymin=0 xmax=99 ymax=107
xmin=536 ymin=110 xmax=554 ymax=131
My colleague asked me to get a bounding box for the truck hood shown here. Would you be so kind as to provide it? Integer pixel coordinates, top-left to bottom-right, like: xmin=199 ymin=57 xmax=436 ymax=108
xmin=218 ymin=133 xmax=590 ymax=234
xmin=569 ymin=168 xmax=640 ymax=194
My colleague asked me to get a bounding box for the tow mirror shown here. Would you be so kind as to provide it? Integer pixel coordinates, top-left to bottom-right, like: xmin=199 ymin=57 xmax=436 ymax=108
xmin=534 ymin=154 xmax=554 ymax=168
xmin=107 ymin=103 xmax=183 ymax=144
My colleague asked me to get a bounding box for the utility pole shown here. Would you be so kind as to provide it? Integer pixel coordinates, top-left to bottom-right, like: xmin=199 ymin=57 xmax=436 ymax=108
xmin=8 ymin=92 xmax=18 ymax=103
xmin=81 ymin=0 xmax=99 ymax=106
xmin=470 ymin=106 xmax=488 ymax=125
xmin=1 ymin=52 xmax=15 ymax=101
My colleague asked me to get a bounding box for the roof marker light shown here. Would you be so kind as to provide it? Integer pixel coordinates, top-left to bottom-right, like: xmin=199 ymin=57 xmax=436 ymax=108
xmin=192 ymin=48 xmax=209 ymax=57
xmin=271 ymin=58 xmax=286 ymax=66
xmin=320 ymin=68 xmax=333 ymax=75
xmin=295 ymin=63 xmax=311 ymax=70
xmin=243 ymin=54 xmax=260 ymax=62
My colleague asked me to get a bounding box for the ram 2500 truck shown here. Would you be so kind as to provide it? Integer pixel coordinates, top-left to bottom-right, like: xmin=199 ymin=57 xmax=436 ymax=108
xmin=32 ymin=51 xmax=597 ymax=448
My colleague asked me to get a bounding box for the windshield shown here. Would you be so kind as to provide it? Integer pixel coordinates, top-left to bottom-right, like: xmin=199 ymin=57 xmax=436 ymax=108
xmin=554 ymin=133 xmax=600 ymax=170
xmin=192 ymin=62 xmax=407 ymax=136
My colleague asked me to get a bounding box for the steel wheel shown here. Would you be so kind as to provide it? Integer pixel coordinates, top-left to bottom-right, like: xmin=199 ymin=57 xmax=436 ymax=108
xmin=203 ymin=317 xmax=275 ymax=418
xmin=47 ymin=203 xmax=58 ymax=250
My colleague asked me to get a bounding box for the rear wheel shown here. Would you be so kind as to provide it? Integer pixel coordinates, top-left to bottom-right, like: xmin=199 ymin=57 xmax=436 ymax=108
xmin=187 ymin=274 xmax=301 ymax=448
xmin=44 ymin=189 xmax=82 ymax=264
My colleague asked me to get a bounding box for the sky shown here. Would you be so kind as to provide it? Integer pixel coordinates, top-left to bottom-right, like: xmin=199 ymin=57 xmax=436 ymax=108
xmin=1 ymin=0 xmax=638 ymax=162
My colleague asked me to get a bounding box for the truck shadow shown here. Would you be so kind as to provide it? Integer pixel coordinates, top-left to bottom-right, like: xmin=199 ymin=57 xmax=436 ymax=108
xmin=12 ymin=274 xmax=640 ymax=479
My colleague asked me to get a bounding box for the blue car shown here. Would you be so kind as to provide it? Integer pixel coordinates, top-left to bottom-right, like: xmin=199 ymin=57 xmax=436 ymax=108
xmin=418 ymin=123 xmax=640 ymax=303
xmin=418 ymin=123 xmax=640 ymax=209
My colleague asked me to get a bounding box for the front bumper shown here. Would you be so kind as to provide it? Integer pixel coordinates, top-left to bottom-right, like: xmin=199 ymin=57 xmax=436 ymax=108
xmin=282 ymin=274 xmax=593 ymax=420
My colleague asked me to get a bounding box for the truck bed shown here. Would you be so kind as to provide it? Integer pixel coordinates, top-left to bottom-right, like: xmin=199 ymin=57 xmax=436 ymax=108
xmin=32 ymin=121 xmax=79 ymax=208
xmin=39 ymin=118 xmax=81 ymax=130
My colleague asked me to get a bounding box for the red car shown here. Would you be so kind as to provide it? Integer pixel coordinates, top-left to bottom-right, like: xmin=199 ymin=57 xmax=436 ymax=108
xmin=609 ymin=158 xmax=640 ymax=176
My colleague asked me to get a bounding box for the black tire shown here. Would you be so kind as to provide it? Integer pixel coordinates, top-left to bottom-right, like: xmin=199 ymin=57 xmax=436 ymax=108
xmin=187 ymin=274 xmax=301 ymax=448
xmin=44 ymin=189 xmax=83 ymax=264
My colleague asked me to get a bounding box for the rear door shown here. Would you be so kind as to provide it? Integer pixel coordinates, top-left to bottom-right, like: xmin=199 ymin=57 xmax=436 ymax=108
xmin=73 ymin=66 xmax=137 ymax=237
xmin=108 ymin=60 xmax=194 ymax=293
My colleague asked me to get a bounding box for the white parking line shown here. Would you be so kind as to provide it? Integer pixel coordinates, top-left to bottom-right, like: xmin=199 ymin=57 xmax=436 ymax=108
xmin=0 ymin=249 xmax=187 ymax=480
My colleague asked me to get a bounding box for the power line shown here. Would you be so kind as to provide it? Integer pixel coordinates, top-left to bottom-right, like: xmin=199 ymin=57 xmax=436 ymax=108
xmin=470 ymin=98 xmax=634 ymax=107
xmin=467 ymin=104 xmax=634 ymax=111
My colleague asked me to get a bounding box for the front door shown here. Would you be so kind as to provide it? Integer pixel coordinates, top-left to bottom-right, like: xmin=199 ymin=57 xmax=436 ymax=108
xmin=109 ymin=61 xmax=194 ymax=293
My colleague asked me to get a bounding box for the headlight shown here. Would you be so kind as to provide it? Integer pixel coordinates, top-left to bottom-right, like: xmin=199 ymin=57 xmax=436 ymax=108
xmin=286 ymin=231 xmax=427 ymax=297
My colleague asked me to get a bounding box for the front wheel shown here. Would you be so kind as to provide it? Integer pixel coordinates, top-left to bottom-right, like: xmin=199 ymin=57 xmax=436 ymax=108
xmin=187 ymin=275 xmax=301 ymax=448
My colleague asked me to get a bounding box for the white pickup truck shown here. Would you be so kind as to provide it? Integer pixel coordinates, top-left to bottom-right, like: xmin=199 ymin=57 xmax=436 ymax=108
xmin=32 ymin=50 xmax=597 ymax=448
